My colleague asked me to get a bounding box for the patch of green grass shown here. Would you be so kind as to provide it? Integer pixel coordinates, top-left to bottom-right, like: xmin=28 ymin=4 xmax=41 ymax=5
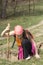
xmin=35 ymin=35 xmax=43 ymax=42
xmin=0 ymin=15 xmax=43 ymax=33
xmin=0 ymin=59 xmax=12 ymax=65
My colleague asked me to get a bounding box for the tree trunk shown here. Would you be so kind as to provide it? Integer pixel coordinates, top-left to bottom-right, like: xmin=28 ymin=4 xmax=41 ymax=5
xmin=29 ymin=0 xmax=31 ymax=15
xmin=33 ymin=0 xmax=35 ymax=14
xmin=0 ymin=0 xmax=2 ymax=18
xmin=11 ymin=0 xmax=17 ymax=14
xmin=1 ymin=0 xmax=8 ymax=18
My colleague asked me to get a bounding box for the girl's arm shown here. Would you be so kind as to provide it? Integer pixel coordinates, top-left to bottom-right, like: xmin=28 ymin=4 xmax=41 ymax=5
xmin=1 ymin=30 xmax=15 ymax=37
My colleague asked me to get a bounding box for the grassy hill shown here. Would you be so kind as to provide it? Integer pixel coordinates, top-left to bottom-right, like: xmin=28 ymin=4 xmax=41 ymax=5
xmin=0 ymin=15 xmax=43 ymax=65
xmin=0 ymin=1 xmax=43 ymax=65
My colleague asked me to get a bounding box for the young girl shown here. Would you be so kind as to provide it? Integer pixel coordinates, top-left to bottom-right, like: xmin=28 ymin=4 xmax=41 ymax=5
xmin=1 ymin=24 xmax=40 ymax=60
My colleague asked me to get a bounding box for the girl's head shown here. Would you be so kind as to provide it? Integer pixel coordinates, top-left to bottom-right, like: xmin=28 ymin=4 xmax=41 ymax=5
xmin=14 ymin=25 xmax=23 ymax=36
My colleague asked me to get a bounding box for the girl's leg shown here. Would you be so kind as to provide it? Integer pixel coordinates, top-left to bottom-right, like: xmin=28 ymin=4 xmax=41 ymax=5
xmin=31 ymin=39 xmax=40 ymax=58
xmin=22 ymin=39 xmax=32 ymax=59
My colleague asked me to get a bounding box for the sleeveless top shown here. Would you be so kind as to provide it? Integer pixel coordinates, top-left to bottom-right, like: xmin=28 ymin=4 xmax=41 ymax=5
xmin=15 ymin=30 xmax=33 ymax=47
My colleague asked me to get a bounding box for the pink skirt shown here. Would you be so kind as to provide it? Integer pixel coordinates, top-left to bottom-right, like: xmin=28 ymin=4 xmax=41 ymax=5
xmin=31 ymin=40 xmax=36 ymax=55
xmin=18 ymin=46 xmax=23 ymax=60
xmin=18 ymin=40 xmax=36 ymax=60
